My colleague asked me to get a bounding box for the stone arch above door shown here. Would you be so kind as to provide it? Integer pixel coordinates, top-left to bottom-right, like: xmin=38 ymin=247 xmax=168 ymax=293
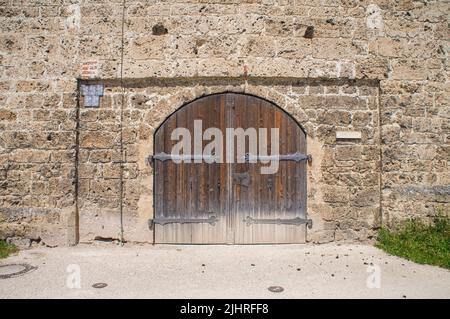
xmin=143 ymin=84 xmax=313 ymax=139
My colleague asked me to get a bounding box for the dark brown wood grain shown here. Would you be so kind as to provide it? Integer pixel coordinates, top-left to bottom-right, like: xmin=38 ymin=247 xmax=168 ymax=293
xmin=154 ymin=93 xmax=307 ymax=244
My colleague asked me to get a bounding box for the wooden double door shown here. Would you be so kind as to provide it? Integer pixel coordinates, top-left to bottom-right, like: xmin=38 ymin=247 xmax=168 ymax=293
xmin=152 ymin=93 xmax=309 ymax=244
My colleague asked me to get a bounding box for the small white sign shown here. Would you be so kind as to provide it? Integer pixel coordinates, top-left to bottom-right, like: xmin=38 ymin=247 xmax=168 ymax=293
xmin=336 ymin=131 xmax=362 ymax=140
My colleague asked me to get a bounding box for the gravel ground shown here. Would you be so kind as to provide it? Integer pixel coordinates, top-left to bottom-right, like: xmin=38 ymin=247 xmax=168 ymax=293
xmin=0 ymin=243 xmax=449 ymax=299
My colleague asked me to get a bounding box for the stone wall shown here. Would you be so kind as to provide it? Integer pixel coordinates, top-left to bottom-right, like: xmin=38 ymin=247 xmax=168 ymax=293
xmin=77 ymin=79 xmax=380 ymax=243
xmin=0 ymin=0 xmax=448 ymax=246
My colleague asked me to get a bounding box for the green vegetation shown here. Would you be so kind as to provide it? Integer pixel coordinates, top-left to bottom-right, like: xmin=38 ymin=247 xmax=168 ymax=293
xmin=376 ymin=214 xmax=450 ymax=269
xmin=0 ymin=240 xmax=18 ymax=259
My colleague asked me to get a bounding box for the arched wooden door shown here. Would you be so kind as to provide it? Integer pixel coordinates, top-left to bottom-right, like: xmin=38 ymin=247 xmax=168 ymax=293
xmin=151 ymin=93 xmax=310 ymax=244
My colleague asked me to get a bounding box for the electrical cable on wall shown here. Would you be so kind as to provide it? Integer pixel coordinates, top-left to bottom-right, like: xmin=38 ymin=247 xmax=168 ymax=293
xmin=118 ymin=0 xmax=126 ymax=245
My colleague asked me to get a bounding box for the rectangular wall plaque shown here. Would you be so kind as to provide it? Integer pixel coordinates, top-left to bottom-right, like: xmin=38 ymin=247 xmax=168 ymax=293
xmin=336 ymin=131 xmax=362 ymax=140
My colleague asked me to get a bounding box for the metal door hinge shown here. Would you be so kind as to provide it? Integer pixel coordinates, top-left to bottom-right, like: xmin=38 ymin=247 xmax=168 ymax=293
xmin=244 ymin=152 xmax=311 ymax=163
xmin=244 ymin=216 xmax=313 ymax=229
xmin=147 ymin=152 xmax=218 ymax=163
xmin=148 ymin=216 xmax=219 ymax=230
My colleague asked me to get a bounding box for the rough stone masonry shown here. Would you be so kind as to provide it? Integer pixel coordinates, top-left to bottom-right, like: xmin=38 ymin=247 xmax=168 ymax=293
xmin=0 ymin=0 xmax=448 ymax=246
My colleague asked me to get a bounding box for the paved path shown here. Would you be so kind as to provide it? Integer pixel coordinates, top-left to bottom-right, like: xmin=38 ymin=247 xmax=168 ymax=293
xmin=1 ymin=243 xmax=449 ymax=298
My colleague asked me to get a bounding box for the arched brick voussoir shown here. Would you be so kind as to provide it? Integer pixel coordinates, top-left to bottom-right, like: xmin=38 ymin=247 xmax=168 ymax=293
xmin=151 ymin=84 xmax=312 ymax=138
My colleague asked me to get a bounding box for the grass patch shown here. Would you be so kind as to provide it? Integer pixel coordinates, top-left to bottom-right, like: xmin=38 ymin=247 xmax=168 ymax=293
xmin=376 ymin=215 xmax=450 ymax=269
xmin=0 ymin=240 xmax=18 ymax=259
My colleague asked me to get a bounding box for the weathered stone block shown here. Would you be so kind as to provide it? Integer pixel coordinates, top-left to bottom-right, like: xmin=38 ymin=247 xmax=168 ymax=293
xmin=335 ymin=145 xmax=362 ymax=161
xmin=102 ymin=163 xmax=121 ymax=179
xmin=352 ymin=111 xmax=372 ymax=127
xmin=312 ymin=39 xmax=359 ymax=60
xmin=0 ymin=109 xmax=17 ymax=121
xmin=323 ymin=186 xmax=350 ymax=203
xmin=356 ymin=56 xmax=388 ymax=79
xmin=78 ymin=163 xmax=98 ymax=178
xmin=90 ymin=180 xmax=121 ymax=197
xmin=80 ymin=132 xmax=117 ymax=149
xmin=391 ymin=59 xmax=428 ymax=80
xmin=127 ymin=35 xmax=171 ymax=60
xmin=318 ymin=110 xmax=351 ymax=125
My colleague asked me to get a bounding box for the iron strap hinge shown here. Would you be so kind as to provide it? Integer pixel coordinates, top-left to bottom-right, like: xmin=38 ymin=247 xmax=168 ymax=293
xmin=244 ymin=216 xmax=313 ymax=229
xmin=147 ymin=152 xmax=218 ymax=164
xmin=147 ymin=152 xmax=311 ymax=164
xmin=244 ymin=152 xmax=312 ymax=163
xmin=148 ymin=216 xmax=219 ymax=230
